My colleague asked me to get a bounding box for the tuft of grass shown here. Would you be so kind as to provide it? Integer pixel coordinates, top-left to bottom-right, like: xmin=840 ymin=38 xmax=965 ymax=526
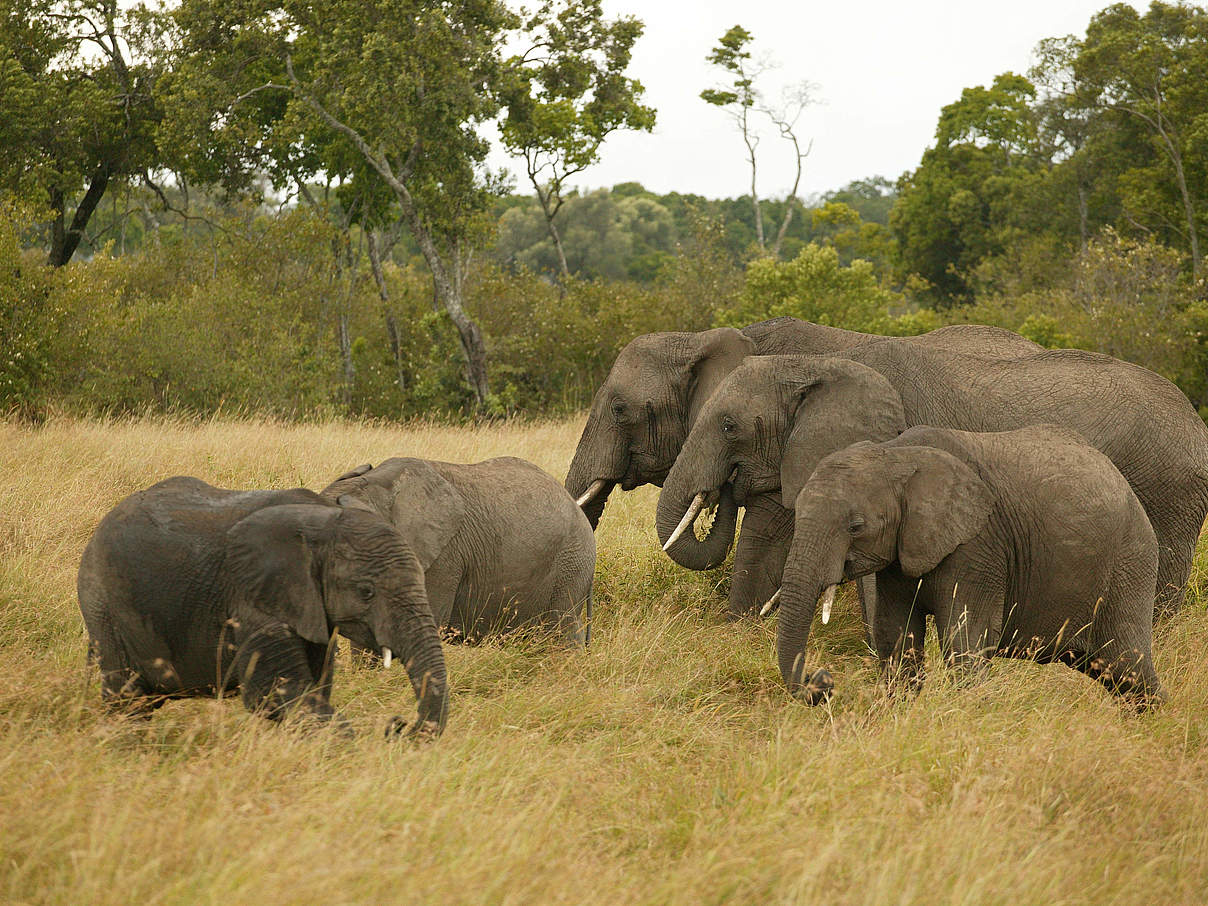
xmin=2 ymin=414 xmax=1207 ymax=904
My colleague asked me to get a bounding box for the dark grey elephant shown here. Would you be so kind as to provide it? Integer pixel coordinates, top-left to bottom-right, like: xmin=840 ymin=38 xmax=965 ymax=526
xmin=776 ymin=425 xmax=1162 ymax=707
xmin=77 ymin=477 xmax=447 ymax=734
xmin=565 ymin=318 xmax=1041 ymax=615
xmin=657 ymin=344 xmax=1208 ymax=621
xmin=323 ymin=457 xmax=595 ymax=645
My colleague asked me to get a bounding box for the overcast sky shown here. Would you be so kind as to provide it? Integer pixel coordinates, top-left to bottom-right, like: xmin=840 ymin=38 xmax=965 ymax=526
xmin=491 ymin=0 xmax=1141 ymax=200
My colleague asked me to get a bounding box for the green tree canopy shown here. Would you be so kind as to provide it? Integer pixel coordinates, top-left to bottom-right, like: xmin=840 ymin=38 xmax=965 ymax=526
xmin=0 ymin=0 xmax=166 ymax=266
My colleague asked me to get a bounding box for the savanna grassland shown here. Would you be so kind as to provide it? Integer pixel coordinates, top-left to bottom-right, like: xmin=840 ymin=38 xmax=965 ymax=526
xmin=2 ymin=415 xmax=1208 ymax=905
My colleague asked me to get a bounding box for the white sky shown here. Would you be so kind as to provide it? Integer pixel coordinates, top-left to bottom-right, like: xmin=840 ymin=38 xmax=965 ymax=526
xmin=491 ymin=0 xmax=1141 ymax=200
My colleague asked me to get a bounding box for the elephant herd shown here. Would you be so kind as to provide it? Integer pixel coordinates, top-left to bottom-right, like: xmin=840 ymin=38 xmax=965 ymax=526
xmin=79 ymin=317 xmax=1208 ymax=734
xmin=568 ymin=317 xmax=1208 ymax=706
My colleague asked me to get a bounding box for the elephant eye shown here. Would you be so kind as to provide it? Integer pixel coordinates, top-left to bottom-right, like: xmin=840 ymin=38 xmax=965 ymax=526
xmin=357 ymin=582 xmax=376 ymax=601
xmin=610 ymin=398 xmax=627 ymax=419
xmin=847 ymin=517 xmax=865 ymax=535
xmin=721 ymin=416 xmax=737 ymax=436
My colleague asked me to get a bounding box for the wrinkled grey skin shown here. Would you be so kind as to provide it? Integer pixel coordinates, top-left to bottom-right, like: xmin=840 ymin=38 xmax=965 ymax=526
xmin=78 ymin=477 xmax=448 ymax=734
xmin=658 ymin=343 xmax=1208 ymax=621
xmin=565 ymin=317 xmax=1041 ymax=615
xmin=778 ymin=426 xmax=1162 ymax=707
xmin=324 ymin=457 xmax=595 ymax=645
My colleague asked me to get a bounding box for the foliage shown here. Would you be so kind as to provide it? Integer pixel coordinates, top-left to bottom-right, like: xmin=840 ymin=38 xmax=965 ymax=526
xmin=714 ymin=243 xmax=928 ymax=335
xmin=492 ymin=189 xmax=676 ymax=281
xmin=0 ymin=0 xmax=167 ymax=266
xmin=0 ymin=199 xmax=59 ymax=413
xmin=893 ymin=2 xmax=1208 ymax=304
xmin=499 ymin=0 xmax=655 ymax=277
xmin=948 ymin=229 xmax=1208 ymax=406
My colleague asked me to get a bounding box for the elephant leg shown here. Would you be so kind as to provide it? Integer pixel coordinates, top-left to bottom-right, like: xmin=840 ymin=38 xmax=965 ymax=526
xmin=931 ymin=577 xmax=1004 ymax=687
xmin=235 ymin=623 xmax=337 ymax=724
xmin=870 ymin=569 xmax=928 ymax=695
xmin=423 ymin=557 xmax=464 ymax=640
xmin=549 ymin=548 xmax=593 ymax=647
xmin=1153 ymin=530 xmax=1195 ymax=622
xmin=729 ymin=494 xmax=794 ymax=619
xmin=1066 ymin=639 xmax=1162 ymax=707
xmin=856 ymin=575 xmax=877 ymax=650
xmin=1077 ymin=561 xmax=1164 ymax=707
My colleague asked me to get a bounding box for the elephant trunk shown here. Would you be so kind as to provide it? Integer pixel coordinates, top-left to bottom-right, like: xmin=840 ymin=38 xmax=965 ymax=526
xmin=565 ymin=402 xmax=627 ymax=530
xmin=379 ymin=580 xmax=448 ymax=734
xmin=656 ymin=474 xmax=739 ymax=571
xmin=777 ymin=524 xmax=844 ymax=704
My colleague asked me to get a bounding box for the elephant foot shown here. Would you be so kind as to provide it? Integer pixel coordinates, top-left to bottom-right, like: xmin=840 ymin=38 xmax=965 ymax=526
xmin=385 ymin=715 xmax=442 ymax=742
xmin=792 ymin=668 xmax=834 ymax=706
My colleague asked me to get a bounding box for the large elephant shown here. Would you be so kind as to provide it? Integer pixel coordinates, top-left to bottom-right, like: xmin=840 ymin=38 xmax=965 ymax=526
xmin=566 ymin=318 xmax=1042 ymax=615
xmin=657 ymin=343 xmax=1208 ymax=621
xmin=77 ymin=477 xmax=447 ymax=734
xmin=777 ymin=426 xmax=1162 ymax=707
xmin=323 ymin=457 xmax=595 ymax=645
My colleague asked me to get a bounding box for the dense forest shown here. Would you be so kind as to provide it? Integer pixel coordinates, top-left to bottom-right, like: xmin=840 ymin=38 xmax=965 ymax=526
xmin=2 ymin=0 xmax=1207 ymax=419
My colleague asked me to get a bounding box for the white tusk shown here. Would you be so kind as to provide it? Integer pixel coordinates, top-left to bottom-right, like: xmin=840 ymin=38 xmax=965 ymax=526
xmin=575 ymin=479 xmax=607 ymax=508
xmin=382 ymin=647 xmax=393 ymax=669
xmin=759 ymin=588 xmax=782 ymax=618
xmin=662 ymin=493 xmax=707 ymax=551
xmin=820 ymin=585 xmax=838 ymax=624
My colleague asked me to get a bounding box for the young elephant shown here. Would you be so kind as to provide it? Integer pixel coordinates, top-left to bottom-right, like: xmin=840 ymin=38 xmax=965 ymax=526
xmin=323 ymin=457 xmax=595 ymax=645
xmin=78 ymin=477 xmax=448 ymax=733
xmin=777 ymin=425 xmax=1162 ymax=707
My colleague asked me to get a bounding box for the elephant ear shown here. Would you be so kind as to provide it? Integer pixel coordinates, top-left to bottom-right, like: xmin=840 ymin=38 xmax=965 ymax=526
xmin=896 ymin=447 xmax=994 ymax=577
xmin=333 ymin=462 xmax=373 ymax=482
xmin=780 ymin=359 xmax=908 ymax=508
xmin=224 ymin=504 xmax=337 ymax=645
xmin=376 ymin=458 xmax=466 ymax=571
xmin=685 ymin=327 xmax=757 ymax=427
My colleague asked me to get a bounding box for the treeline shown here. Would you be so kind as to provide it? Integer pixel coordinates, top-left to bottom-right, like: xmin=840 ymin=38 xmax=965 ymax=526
xmin=2 ymin=1 xmax=1207 ymax=421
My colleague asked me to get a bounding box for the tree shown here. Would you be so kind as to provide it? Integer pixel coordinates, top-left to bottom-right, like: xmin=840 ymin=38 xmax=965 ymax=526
xmin=499 ymin=0 xmax=654 ymax=278
xmin=1070 ymin=2 xmax=1208 ymax=279
xmin=0 ymin=0 xmax=165 ymax=266
xmin=700 ymin=25 xmax=814 ymax=259
xmin=164 ymin=0 xmax=525 ymax=410
xmin=891 ymin=73 xmax=1051 ymax=304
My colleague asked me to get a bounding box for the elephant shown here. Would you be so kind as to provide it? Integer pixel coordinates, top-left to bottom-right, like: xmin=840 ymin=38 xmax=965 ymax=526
xmin=565 ymin=317 xmax=1041 ymax=616
xmin=657 ymin=344 xmax=1208 ymax=622
xmin=776 ymin=425 xmax=1163 ymax=708
xmin=322 ymin=457 xmax=595 ymax=645
xmin=77 ymin=477 xmax=448 ymax=734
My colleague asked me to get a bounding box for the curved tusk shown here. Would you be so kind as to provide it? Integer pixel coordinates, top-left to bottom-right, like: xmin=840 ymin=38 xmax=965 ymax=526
xmin=759 ymin=588 xmax=782 ymax=618
xmin=575 ymin=479 xmax=607 ymax=508
xmin=382 ymin=647 xmax=393 ymax=669
xmin=820 ymin=585 xmax=838 ymax=624
xmin=662 ymin=493 xmax=707 ymax=551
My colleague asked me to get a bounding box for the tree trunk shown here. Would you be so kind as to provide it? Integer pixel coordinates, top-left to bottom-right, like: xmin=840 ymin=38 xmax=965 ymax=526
xmin=535 ymin=184 xmax=571 ymax=278
xmin=47 ymin=163 xmax=112 ymax=267
xmin=395 ymin=198 xmax=489 ymax=409
xmin=1077 ymin=181 xmax=1089 ymax=252
xmin=284 ymin=69 xmax=490 ymax=410
xmin=367 ymin=230 xmax=406 ymax=391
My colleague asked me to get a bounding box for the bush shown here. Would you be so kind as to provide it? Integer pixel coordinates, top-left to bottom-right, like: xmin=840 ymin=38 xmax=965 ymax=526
xmin=714 ymin=243 xmax=925 ymax=335
xmin=0 ymin=199 xmax=60 ymax=416
xmin=947 ymin=230 xmax=1207 ymax=407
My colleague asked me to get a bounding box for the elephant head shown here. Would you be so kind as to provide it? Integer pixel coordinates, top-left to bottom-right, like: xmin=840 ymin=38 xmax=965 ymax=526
xmin=656 ymin=355 xmax=907 ymax=569
xmin=225 ymin=503 xmax=448 ymax=733
xmin=777 ymin=442 xmax=993 ymax=702
xmin=565 ymin=327 xmax=756 ymax=530
xmin=321 ymin=458 xmax=465 ymax=571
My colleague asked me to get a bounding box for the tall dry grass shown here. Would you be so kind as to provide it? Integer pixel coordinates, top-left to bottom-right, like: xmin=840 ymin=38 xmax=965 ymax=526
xmin=1 ymin=415 xmax=1207 ymax=905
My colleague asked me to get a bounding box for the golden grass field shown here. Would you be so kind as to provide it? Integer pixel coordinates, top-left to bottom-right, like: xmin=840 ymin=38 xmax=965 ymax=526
xmin=2 ymin=415 xmax=1208 ymax=904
